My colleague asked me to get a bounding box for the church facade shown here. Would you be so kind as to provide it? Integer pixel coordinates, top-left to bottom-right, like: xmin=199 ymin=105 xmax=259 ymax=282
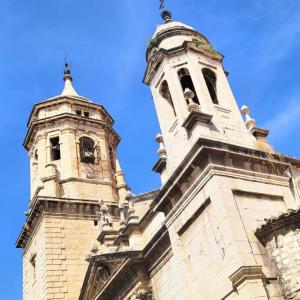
xmin=16 ymin=10 xmax=300 ymax=300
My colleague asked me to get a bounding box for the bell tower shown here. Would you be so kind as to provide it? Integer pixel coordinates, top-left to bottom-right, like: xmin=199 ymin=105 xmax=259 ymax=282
xmin=26 ymin=63 xmax=124 ymax=205
xmin=144 ymin=11 xmax=269 ymax=183
xmin=17 ymin=64 xmax=128 ymax=300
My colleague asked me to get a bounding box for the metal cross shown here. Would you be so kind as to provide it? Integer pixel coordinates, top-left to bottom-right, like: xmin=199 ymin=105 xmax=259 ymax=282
xmin=159 ymin=0 xmax=165 ymax=10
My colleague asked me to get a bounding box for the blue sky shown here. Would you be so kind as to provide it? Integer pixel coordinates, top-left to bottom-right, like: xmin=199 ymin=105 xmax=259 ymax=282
xmin=1 ymin=0 xmax=300 ymax=298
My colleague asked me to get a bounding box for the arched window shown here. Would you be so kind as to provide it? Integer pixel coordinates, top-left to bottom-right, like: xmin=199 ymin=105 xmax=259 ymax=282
xmin=202 ymin=68 xmax=218 ymax=104
xmin=79 ymin=137 xmax=95 ymax=164
xmin=109 ymin=147 xmax=115 ymax=172
xmin=50 ymin=137 xmax=61 ymax=161
xmin=159 ymin=80 xmax=176 ymax=117
xmin=178 ymin=68 xmax=200 ymax=105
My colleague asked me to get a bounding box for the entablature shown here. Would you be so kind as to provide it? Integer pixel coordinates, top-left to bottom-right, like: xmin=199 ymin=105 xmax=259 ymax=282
xmin=24 ymin=112 xmax=120 ymax=150
xmin=151 ymin=138 xmax=293 ymax=216
xmin=16 ymin=196 xmax=100 ymax=249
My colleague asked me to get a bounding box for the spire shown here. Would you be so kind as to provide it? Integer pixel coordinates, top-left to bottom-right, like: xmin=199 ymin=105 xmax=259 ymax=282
xmin=61 ymin=63 xmax=79 ymax=96
xmin=161 ymin=10 xmax=172 ymax=24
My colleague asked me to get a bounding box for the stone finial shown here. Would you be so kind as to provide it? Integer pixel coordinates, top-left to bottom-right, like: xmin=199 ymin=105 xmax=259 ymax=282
xmin=125 ymin=189 xmax=135 ymax=200
xmin=115 ymin=158 xmax=129 ymax=203
xmin=155 ymin=134 xmax=167 ymax=159
xmin=64 ymin=63 xmax=72 ymax=80
xmin=99 ymin=202 xmax=112 ymax=230
xmin=184 ymin=88 xmax=200 ymax=112
xmin=127 ymin=201 xmax=139 ymax=224
xmin=161 ymin=10 xmax=172 ymax=24
xmin=118 ymin=202 xmax=128 ymax=228
xmin=241 ymin=105 xmax=256 ymax=130
xmin=61 ymin=62 xmax=79 ymax=96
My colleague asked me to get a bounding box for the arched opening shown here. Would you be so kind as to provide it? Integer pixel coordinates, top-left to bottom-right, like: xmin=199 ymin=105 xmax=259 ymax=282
xmin=159 ymin=80 xmax=176 ymax=117
xmin=178 ymin=68 xmax=200 ymax=105
xmin=50 ymin=137 xmax=61 ymax=161
xmin=79 ymin=137 xmax=95 ymax=164
xmin=109 ymin=147 xmax=115 ymax=172
xmin=202 ymin=68 xmax=218 ymax=104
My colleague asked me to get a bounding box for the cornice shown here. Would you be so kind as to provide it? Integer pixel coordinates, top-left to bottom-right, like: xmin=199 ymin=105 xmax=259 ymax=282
xmin=255 ymin=208 xmax=300 ymax=245
xmin=23 ymin=113 xmax=120 ymax=150
xmin=144 ymin=41 xmax=223 ymax=85
xmin=229 ymin=266 xmax=264 ymax=289
xmin=27 ymin=96 xmax=114 ymax=128
xmin=151 ymin=138 xmax=292 ymax=215
xmin=146 ymin=25 xmax=210 ymax=61
xmin=16 ymin=196 xmax=100 ymax=249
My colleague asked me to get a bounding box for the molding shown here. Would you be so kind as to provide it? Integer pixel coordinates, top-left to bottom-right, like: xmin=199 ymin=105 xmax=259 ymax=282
xmin=16 ymin=197 xmax=100 ymax=249
xmin=163 ymin=164 xmax=290 ymax=230
xmin=144 ymin=41 xmax=223 ymax=85
xmin=229 ymin=265 xmax=263 ymax=289
xmin=80 ymin=226 xmax=171 ymax=300
xmin=151 ymin=138 xmax=292 ymax=216
xmin=149 ymin=247 xmax=172 ymax=278
xmin=24 ymin=112 xmax=120 ymax=150
xmin=255 ymin=208 xmax=300 ymax=245
xmin=182 ymin=110 xmax=213 ymax=131
xmin=59 ymin=177 xmax=114 ymax=185
xmin=27 ymin=96 xmax=113 ymax=128
xmin=177 ymin=198 xmax=211 ymax=235
xmin=251 ymin=127 xmax=270 ymax=139
xmin=152 ymin=157 xmax=167 ymax=174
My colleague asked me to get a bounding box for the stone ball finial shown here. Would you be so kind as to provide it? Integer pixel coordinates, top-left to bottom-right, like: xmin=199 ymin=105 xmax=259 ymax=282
xmin=63 ymin=62 xmax=72 ymax=81
xmin=125 ymin=190 xmax=135 ymax=200
xmin=241 ymin=105 xmax=249 ymax=116
xmin=155 ymin=133 xmax=167 ymax=159
xmin=241 ymin=105 xmax=256 ymax=130
xmin=183 ymin=88 xmax=195 ymax=101
xmin=64 ymin=63 xmax=71 ymax=75
xmin=161 ymin=10 xmax=172 ymax=24
xmin=155 ymin=133 xmax=163 ymax=144
xmin=184 ymin=88 xmax=200 ymax=112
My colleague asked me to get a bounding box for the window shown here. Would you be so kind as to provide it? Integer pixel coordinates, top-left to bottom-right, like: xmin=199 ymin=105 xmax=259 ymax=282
xmin=79 ymin=137 xmax=95 ymax=163
xmin=109 ymin=147 xmax=115 ymax=172
xmin=159 ymin=80 xmax=176 ymax=117
xmin=50 ymin=137 xmax=61 ymax=161
xmin=84 ymin=111 xmax=90 ymax=118
xmin=202 ymin=68 xmax=218 ymax=104
xmin=76 ymin=110 xmax=82 ymax=116
xmin=178 ymin=68 xmax=199 ymax=105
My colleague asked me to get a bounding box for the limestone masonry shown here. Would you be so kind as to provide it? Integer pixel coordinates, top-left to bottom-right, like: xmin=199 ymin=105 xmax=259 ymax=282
xmin=16 ymin=10 xmax=300 ymax=300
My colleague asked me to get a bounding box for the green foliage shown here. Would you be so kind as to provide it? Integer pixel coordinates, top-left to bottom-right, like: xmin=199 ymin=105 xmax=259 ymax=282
xmin=195 ymin=40 xmax=218 ymax=55
xmin=148 ymin=37 xmax=158 ymax=48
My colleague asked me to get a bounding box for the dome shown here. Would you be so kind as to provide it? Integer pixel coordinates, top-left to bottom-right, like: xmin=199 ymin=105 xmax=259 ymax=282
xmin=152 ymin=20 xmax=196 ymax=38
xmin=146 ymin=11 xmax=212 ymax=61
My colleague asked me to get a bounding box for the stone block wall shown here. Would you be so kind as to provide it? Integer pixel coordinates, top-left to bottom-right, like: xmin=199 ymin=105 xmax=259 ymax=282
xmin=23 ymin=214 xmax=99 ymax=300
xmin=23 ymin=220 xmax=48 ymax=300
xmin=155 ymin=173 xmax=292 ymax=299
xmin=151 ymin=253 xmax=186 ymax=300
xmin=256 ymin=210 xmax=300 ymax=300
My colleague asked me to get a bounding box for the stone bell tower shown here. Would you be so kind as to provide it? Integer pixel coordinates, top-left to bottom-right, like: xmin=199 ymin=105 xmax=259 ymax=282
xmin=140 ymin=10 xmax=300 ymax=300
xmin=144 ymin=11 xmax=272 ymax=183
xmin=16 ymin=64 xmax=128 ymax=300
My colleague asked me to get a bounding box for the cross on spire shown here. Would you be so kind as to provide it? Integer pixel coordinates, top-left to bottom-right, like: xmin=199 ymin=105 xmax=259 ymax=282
xmin=159 ymin=0 xmax=165 ymax=10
